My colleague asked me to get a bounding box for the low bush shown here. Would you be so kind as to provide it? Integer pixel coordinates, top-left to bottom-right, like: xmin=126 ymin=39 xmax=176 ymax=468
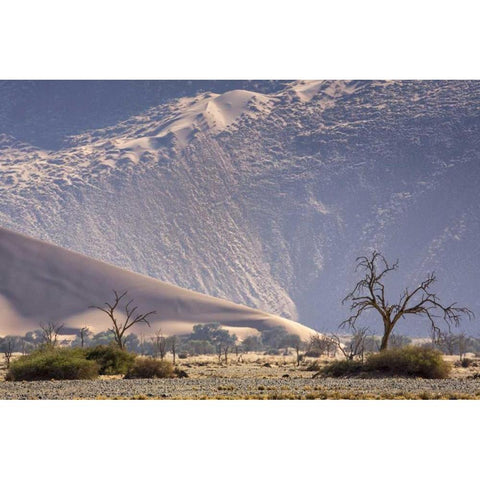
xmin=125 ymin=358 xmax=175 ymax=379
xmin=6 ymin=348 xmax=99 ymax=381
xmin=304 ymin=361 xmax=321 ymax=372
xmin=458 ymin=357 xmax=475 ymax=368
xmin=321 ymin=359 xmax=364 ymax=377
xmin=85 ymin=345 xmax=136 ymax=375
xmin=320 ymin=346 xmax=451 ymax=379
xmin=365 ymin=345 xmax=451 ymax=379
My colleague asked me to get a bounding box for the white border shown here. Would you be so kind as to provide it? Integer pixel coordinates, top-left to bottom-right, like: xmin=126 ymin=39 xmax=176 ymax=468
xmin=1 ymin=0 xmax=479 ymax=79
xmin=0 ymin=400 xmax=479 ymax=479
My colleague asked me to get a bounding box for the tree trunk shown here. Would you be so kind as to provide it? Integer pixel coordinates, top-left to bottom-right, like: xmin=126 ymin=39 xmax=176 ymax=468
xmin=380 ymin=321 xmax=393 ymax=351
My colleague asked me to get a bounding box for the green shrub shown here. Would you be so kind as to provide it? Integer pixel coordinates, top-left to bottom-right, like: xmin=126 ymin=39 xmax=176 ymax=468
xmin=6 ymin=348 xmax=99 ymax=381
xmin=85 ymin=345 xmax=136 ymax=375
xmin=320 ymin=346 xmax=450 ymax=379
xmin=321 ymin=359 xmax=364 ymax=377
xmin=125 ymin=358 xmax=175 ymax=379
xmin=365 ymin=345 xmax=451 ymax=379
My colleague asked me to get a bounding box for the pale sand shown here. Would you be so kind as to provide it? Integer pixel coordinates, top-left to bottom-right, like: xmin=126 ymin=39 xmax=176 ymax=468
xmin=0 ymin=227 xmax=317 ymax=340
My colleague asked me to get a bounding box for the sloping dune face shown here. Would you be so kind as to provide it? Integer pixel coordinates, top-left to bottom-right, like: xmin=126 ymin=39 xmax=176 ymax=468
xmin=0 ymin=227 xmax=316 ymax=340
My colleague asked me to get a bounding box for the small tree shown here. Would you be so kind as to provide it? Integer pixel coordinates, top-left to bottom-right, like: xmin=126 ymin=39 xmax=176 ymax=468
xmin=242 ymin=335 xmax=263 ymax=352
xmin=216 ymin=330 xmax=237 ymax=364
xmin=458 ymin=334 xmax=468 ymax=361
xmin=279 ymin=334 xmax=303 ymax=366
xmin=261 ymin=326 xmax=289 ymax=349
xmin=152 ymin=329 xmax=168 ymax=359
xmin=436 ymin=332 xmax=457 ymax=355
xmin=342 ymin=251 xmax=474 ymax=350
xmin=39 ymin=320 xmax=64 ymax=348
xmin=331 ymin=327 xmax=369 ymax=361
xmin=167 ymin=335 xmax=178 ymax=365
xmin=2 ymin=337 xmax=14 ymax=368
xmin=79 ymin=327 xmax=90 ymax=348
xmin=307 ymin=334 xmax=336 ymax=357
xmin=90 ymin=290 xmax=155 ymax=350
xmin=189 ymin=323 xmax=237 ymax=364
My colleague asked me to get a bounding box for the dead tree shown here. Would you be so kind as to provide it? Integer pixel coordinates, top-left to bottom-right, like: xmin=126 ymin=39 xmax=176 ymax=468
xmin=167 ymin=335 xmax=178 ymax=365
xmin=152 ymin=329 xmax=167 ymax=359
xmin=295 ymin=342 xmax=301 ymax=366
xmin=457 ymin=334 xmax=468 ymax=361
xmin=436 ymin=332 xmax=457 ymax=355
xmin=90 ymin=290 xmax=155 ymax=350
xmin=330 ymin=327 xmax=369 ymax=361
xmin=307 ymin=334 xmax=336 ymax=357
xmin=39 ymin=320 xmax=64 ymax=347
xmin=3 ymin=338 xmax=14 ymax=368
xmin=20 ymin=339 xmax=26 ymax=355
xmin=79 ymin=327 xmax=90 ymax=348
xmin=223 ymin=344 xmax=230 ymax=364
xmin=342 ymin=251 xmax=474 ymax=350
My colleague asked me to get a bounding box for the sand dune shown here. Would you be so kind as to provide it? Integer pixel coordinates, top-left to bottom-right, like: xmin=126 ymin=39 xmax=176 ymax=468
xmin=116 ymin=89 xmax=272 ymax=149
xmin=0 ymin=227 xmax=317 ymax=340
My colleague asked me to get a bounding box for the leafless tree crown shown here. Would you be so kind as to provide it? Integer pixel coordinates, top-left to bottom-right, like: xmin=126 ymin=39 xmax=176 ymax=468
xmin=329 ymin=326 xmax=369 ymax=361
xmin=90 ymin=290 xmax=155 ymax=350
xmin=3 ymin=338 xmax=14 ymax=368
xmin=39 ymin=320 xmax=64 ymax=347
xmin=342 ymin=251 xmax=474 ymax=350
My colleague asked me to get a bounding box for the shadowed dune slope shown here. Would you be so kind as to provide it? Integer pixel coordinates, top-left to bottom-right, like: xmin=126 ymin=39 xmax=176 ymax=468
xmin=0 ymin=227 xmax=317 ymax=339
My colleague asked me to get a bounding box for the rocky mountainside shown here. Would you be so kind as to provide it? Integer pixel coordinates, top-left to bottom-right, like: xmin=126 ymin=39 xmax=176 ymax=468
xmin=1 ymin=80 xmax=479 ymax=335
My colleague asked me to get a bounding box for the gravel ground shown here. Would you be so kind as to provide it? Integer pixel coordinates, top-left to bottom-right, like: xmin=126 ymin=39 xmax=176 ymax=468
xmin=1 ymin=377 xmax=480 ymax=400
xmin=2 ymin=354 xmax=479 ymax=399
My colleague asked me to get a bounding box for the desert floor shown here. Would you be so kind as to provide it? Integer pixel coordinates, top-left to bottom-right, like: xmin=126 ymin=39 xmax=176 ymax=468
xmin=1 ymin=353 xmax=480 ymax=400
